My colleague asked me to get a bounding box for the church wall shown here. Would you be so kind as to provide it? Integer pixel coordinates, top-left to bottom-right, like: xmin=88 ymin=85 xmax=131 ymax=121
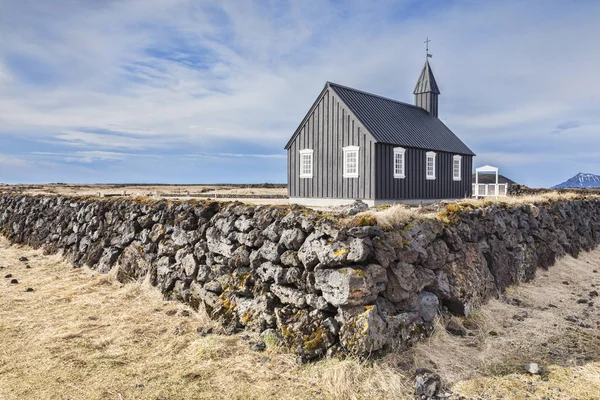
xmin=375 ymin=144 xmax=473 ymax=201
xmin=288 ymin=89 xmax=377 ymax=200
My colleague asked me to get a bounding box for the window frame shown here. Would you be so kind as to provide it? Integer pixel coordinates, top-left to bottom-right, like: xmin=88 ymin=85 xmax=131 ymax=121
xmin=342 ymin=146 xmax=359 ymax=178
xmin=453 ymin=155 xmax=462 ymax=181
xmin=299 ymin=149 xmax=314 ymax=178
xmin=393 ymin=147 xmax=406 ymax=179
xmin=426 ymin=151 xmax=436 ymax=180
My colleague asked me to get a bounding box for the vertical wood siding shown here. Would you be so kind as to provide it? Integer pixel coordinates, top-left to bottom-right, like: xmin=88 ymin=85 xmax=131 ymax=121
xmin=375 ymin=143 xmax=473 ymax=200
xmin=414 ymin=93 xmax=438 ymax=118
xmin=288 ymin=89 xmax=376 ymax=199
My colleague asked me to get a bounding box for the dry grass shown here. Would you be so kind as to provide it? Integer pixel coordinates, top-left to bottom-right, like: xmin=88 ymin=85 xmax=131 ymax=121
xmin=0 ymin=237 xmax=411 ymax=400
xmin=1 ymin=236 xmax=600 ymax=399
xmin=404 ymin=248 xmax=600 ymax=398
xmin=363 ymin=191 xmax=600 ymax=229
xmin=453 ymin=363 xmax=600 ymax=399
xmin=368 ymin=204 xmax=437 ymax=228
xmin=0 ymin=184 xmax=289 ymax=205
xmin=457 ymin=190 xmax=600 ymax=208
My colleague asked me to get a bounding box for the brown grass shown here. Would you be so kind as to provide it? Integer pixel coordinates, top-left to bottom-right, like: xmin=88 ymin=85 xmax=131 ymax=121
xmin=457 ymin=190 xmax=600 ymax=208
xmin=1 ymin=236 xmax=600 ymax=399
xmin=0 ymin=237 xmax=411 ymax=400
xmin=453 ymin=363 xmax=600 ymax=399
xmin=0 ymin=184 xmax=290 ymax=205
xmin=367 ymin=204 xmax=437 ymax=228
xmin=362 ymin=191 xmax=600 ymax=229
xmin=404 ymin=248 xmax=600 ymax=398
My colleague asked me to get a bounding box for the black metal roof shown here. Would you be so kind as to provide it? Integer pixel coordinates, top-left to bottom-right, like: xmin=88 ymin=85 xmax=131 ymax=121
xmin=414 ymin=59 xmax=440 ymax=94
xmin=328 ymin=82 xmax=475 ymax=155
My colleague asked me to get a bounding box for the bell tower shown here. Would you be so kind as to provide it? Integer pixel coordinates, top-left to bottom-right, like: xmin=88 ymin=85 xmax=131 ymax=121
xmin=413 ymin=38 xmax=440 ymax=118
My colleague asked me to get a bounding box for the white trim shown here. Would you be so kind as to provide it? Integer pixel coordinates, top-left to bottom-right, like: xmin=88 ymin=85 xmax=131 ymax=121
xmin=476 ymin=165 xmax=499 ymax=173
xmin=372 ymin=198 xmax=453 ymax=206
xmin=299 ymin=149 xmax=313 ymax=178
xmin=474 ymin=164 xmax=505 ymax=197
xmin=426 ymin=151 xmax=436 ymax=180
xmin=342 ymin=146 xmax=359 ymax=178
xmin=393 ymin=147 xmax=406 ymax=179
xmin=453 ymin=155 xmax=462 ymax=181
xmin=289 ymin=197 xmax=458 ymax=207
xmin=290 ymin=197 xmax=374 ymax=207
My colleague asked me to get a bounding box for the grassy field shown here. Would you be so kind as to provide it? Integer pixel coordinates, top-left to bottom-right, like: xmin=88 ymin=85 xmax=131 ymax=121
xmin=0 ymin=184 xmax=289 ymax=205
xmin=1 ymin=237 xmax=599 ymax=399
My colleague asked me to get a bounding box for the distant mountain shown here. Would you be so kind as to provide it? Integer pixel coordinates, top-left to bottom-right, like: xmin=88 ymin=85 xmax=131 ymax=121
xmin=552 ymin=173 xmax=600 ymax=189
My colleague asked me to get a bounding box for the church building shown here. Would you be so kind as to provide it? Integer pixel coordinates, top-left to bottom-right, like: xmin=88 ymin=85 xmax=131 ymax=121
xmin=284 ymin=57 xmax=474 ymax=206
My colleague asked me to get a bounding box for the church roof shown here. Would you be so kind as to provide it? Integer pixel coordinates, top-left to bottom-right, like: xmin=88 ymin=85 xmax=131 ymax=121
xmin=328 ymin=82 xmax=474 ymax=155
xmin=413 ymin=59 xmax=440 ymax=94
xmin=472 ymin=173 xmax=516 ymax=185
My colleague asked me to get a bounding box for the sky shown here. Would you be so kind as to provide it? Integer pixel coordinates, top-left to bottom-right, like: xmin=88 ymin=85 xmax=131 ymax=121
xmin=0 ymin=0 xmax=599 ymax=188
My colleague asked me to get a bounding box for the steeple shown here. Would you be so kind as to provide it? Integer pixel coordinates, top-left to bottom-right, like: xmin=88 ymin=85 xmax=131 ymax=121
xmin=413 ymin=58 xmax=440 ymax=118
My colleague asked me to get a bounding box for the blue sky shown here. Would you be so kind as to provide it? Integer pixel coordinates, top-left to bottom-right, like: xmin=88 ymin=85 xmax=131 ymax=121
xmin=0 ymin=0 xmax=599 ymax=187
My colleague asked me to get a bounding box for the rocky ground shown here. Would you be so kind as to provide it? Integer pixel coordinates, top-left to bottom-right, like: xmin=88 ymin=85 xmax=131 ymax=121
xmin=1 ymin=237 xmax=599 ymax=399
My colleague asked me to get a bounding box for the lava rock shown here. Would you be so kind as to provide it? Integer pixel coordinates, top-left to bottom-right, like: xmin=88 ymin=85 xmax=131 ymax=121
xmin=589 ymin=290 xmax=599 ymax=298
xmin=418 ymin=291 xmax=439 ymax=322
xmin=250 ymin=341 xmax=266 ymax=352
xmin=25 ymin=288 xmax=34 ymax=292
xmin=577 ymin=298 xmax=589 ymax=304
xmin=445 ymin=319 xmax=467 ymax=337
xmin=196 ymin=327 xmax=213 ymax=337
xmin=503 ymin=296 xmax=523 ymax=306
xmin=512 ymin=311 xmax=529 ymax=321
xmin=414 ymin=368 xmax=442 ymax=398
xmin=314 ymin=264 xmax=387 ymax=307
xmin=4 ymin=274 xmax=12 ymax=278
xmin=10 ymin=279 xmax=18 ymax=284
xmin=18 ymin=257 xmax=29 ymax=262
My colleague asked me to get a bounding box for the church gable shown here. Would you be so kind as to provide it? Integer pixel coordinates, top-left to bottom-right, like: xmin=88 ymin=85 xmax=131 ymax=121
xmin=285 ymin=84 xmax=377 ymax=151
xmin=287 ymin=86 xmax=377 ymax=200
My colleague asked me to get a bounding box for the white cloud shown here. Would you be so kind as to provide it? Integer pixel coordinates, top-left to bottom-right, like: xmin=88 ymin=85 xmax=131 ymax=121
xmin=0 ymin=0 xmax=599 ymax=186
xmin=30 ymin=151 xmax=158 ymax=163
xmin=0 ymin=154 xmax=27 ymax=167
xmin=189 ymin=152 xmax=286 ymax=159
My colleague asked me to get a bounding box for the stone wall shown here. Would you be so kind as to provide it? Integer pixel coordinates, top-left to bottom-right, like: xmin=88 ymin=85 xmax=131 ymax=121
xmin=508 ymin=184 xmax=600 ymax=196
xmin=1 ymin=194 xmax=599 ymax=360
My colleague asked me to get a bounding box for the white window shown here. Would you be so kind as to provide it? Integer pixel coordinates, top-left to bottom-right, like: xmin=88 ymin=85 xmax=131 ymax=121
xmin=453 ymin=155 xmax=462 ymax=181
xmin=299 ymin=149 xmax=313 ymax=178
xmin=343 ymin=146 xmax=359 ymax=178
xmin=426 ymin=151 xmax=436 ymax=180
xmin=393 ymin=147 xmax=406 ymax=179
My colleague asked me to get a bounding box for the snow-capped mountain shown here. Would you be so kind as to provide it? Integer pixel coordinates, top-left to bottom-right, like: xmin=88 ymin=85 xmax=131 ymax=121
xmin=552 ymin=173 xmax=600 ymax=189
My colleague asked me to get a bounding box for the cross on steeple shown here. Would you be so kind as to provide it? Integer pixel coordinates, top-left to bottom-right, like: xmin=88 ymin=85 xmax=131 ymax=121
xmin=414 ymin=45 xmax=440 ymax=117
xmin=424 ymin=37 xmax=432 ymax=58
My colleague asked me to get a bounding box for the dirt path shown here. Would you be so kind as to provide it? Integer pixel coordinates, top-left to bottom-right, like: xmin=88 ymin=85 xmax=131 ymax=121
xmin=1 ymin=236 xmax=599 ymax=399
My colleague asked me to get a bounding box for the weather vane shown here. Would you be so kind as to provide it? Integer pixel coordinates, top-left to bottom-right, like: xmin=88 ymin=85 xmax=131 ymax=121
xmin=425 ymin=37 xmax=432 ymax=58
